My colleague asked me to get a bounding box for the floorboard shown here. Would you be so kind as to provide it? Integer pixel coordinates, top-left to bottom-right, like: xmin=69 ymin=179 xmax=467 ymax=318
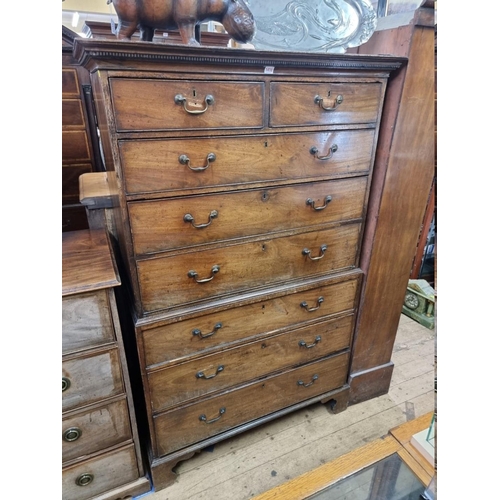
xmin=139 ymin=313 xmax=435 ymax=500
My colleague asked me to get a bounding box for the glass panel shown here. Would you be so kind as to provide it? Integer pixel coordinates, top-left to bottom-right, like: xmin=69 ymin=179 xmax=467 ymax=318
xmin=306 ymin=453 xmax=426 ymax=500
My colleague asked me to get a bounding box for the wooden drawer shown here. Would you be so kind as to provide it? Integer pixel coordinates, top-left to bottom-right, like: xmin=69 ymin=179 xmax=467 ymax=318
xmin=62 ymin=289 xmax=115 ymax=355
xmin=137 ymin=223 xmax=361 ymax=312
xmin=153 ymin=351 xmax=349 ymax=456
xmin=141 ymin=278 xmax=360 ymax=367
xmin=129 ymin=177 xmax=367 ymax=255
xmin=110 ymin=78 xmax=264 ymax=132
xmin=270 ymin=82 xmax=382 ymax=127
xmin=119 ymin=129 xmax=376 ymax=195
xmin=62 ymin=348 xmax=124 ymax=412
xmin=148 ymin=315 xmax=353 ymax=412
xmin=62 ymin=398 xmax=132 ymax=463
xmin=62 ymin=68 xmax=80 ymax=97
xmin=62 ymin=99 xmax=86 ymax=128
xmin=62 ymin=444 xmax=139 ymax=500
xmin=62 ymin=130 xmax=91 ymax=162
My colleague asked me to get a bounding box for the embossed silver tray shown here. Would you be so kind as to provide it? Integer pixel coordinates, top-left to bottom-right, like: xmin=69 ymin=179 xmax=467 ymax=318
xmin=245 ymin=0 xmax=377 ymax=53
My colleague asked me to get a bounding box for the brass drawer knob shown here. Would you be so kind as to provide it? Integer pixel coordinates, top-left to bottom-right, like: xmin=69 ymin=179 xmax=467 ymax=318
xmin=302 ymin=245 xmax=327 ymax=261
xmin=314 ymin=94 xmax=343 ymax=111
xmin=63 ymin=427 xmax=82 ymax=442
xmin=298 ymin=336 xmax=322 ymax=349
xmin=174 ymin=93 xmax=215 ymax=114
xmin=193 ymin=322 xmax=223 ymax=339
xmin=75 ymin=473 xmax=94 ymax=487
xmin=62 ymin=377 xmax=71 ymax=392
xmin=199 ymin=407 xmax=226 ymax=424
xmin=297 ymin=374 xmax=319 ymax=388
xmin=310 ymin=144 xmax=338 ymax=160
xmin=188 ymin=265 xmax=220 ymax=283
xmin=306 ymin=195 xmax=332 ymax=211
xmin=300 ymin=296 xmax=324 ymax=312
xmin=179 ymin=152 xmax=216 ymax=172
xmin=184 ymin=210 xmax=218 ymax=229
xmin=196 ymin=365 xmax=224 ymax=380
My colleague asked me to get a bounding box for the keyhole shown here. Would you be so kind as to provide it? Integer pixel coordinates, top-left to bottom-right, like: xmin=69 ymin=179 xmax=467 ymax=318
xmin=327 ymin=90 xmax=331 ymax=97
xmin=193 ymin=89 xmax=197 ymax=97
xmin=264 ymin=141 xmax=268 ymax=147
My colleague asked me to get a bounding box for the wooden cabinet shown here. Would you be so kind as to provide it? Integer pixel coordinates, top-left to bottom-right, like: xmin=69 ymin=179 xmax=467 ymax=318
xmin=62 ymin=229 xmax=150 ymax=499
xmin=62 ymin=27 xmax=103 ymax=232
xmin=72 ymin=39 xmax=405 ymax=491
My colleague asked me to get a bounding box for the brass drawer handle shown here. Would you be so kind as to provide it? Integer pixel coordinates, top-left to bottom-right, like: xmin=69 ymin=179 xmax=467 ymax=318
xmin=62 ymin=377 xmax=71 ymax=392
xmin=314 ymin=94 xmax=343 ymax=111
xmin=174 ymin=93 xmax=215 ymax=114
xmin=310 ymin=145 xmax=338 ymax=160
xmin=75 ymin=473 xmax=94 ymax=487
xmin=196 ymin=365 xmax=224 ymax=379
xmin=302 ymin=245 xmax=327 ymax=261
xmin=184 ymin=210 xmax=218 ymax=229
xmin=63 ymin=427 xmax=82 ymax=442
xmin=179 ymin=152 xmax=216 ymax=172
xmin=297 ymin=374 xmax=319 ymax=388
xmin=188 ymin=265 xmax=220 ymax=283
xmin=193 ymin=322 xmax=223 ymax=339
xmin=298 ymin=336 xmax=322 ymax=349
xmin=300 ymin=296 xmax=324 ymax=312
xmin=199 ymin=407 xmax=226 ymax=424
xmin=306 ymin=196 xmax=332 ymax=211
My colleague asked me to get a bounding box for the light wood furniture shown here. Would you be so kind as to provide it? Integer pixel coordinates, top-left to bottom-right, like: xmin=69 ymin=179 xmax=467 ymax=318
xmin=62 ymin=229 xmax=151 ymax=499
xmin=253 ymin=412 xmax=435 ymax=500
xmin=73 ymin=39 xmax=406 ymax=491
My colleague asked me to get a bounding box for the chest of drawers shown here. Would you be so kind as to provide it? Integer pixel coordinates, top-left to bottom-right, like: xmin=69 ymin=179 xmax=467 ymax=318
xmin=73 ymin=39 xmax=405 ymax=491
xmin=62 ymin=229 xmax=150 ymax=499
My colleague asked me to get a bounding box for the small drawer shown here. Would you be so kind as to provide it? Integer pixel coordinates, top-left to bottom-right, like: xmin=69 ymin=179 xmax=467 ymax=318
xmin=270 ymin=82 xmax=382 ymax=127
xmin=62 ymin=99 xmax=86 ymax=128
xmin=148 ymin=315 xmax=354 ymax=412
xmin=152 ymin=351 xmax=349 ymax=456
xmin=62 ymin=348 xmax=124 ymax=412
xmin=62 ymin=130 xmax=91 ymax=162
xmin=137 ymin=223 xmax=361 ymax=313
xmin=62 ymin=444 xmax=139 ymax=500
xmin=119 ymin=129 xmax=376 ymax=195
xmin=62 ymin=398 xmax=132 ymax=463
xmin=110 ymin=78 xmax=264 ymax=132
xmin=62 ymin=68 xmax=80 ymax=97
xmin=62 ymin=289 xmax=115 ymax=355
xmin=141 ymin=277 xmax=360 ymax=367
xmin=129 ymin=177 xmax=368 ymax=255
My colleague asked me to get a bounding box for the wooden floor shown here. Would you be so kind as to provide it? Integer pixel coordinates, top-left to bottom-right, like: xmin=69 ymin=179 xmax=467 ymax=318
xmin=140 ymin=313 xmax=435 ymax=500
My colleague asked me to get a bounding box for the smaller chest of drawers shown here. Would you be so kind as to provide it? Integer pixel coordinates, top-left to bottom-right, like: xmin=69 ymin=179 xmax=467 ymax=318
xmin=62 ymin=229 xmax=150 ymax=500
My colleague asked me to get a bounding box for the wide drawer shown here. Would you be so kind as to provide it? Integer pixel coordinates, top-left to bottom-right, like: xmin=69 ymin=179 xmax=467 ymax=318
xmin=137 ymin=223 xmax=362 ymax=312
xmin=119 ymin=129 xmax=376 ymax=195
xmin=153 ymin=351 xmax=349 ymax=456
xmin=148 ymin=315 xmax=353 ymax=412
xmin=62 ymin=289 xmax=115 ymax=355
xmin=110 ymin=78 xmax=264 ymax=132
xmin=62 ymin=348 xmax=124 ymax=412
xmin=62 ymin=444 xmax=139 ymax=500
xmin=141 ymin=277 xmax=360 ymax=367
xmin=62 ymin=398 xmax=132 ymax=463
xmin=270 ymin=82 xmax=382 ymax=127
xmin=129 ymin=177 xmax=367 ymax=255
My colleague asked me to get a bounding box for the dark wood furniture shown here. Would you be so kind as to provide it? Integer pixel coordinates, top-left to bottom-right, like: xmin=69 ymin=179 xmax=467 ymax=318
xmin=345 ymin=1 xmax=435 ymax=403
xmin=62 ymin=229 xmax=151 ymax=499
xmin=62 ymin=26 xmax=103 ymax=232
xmin=73 ymin=39 xmax=407 ymax=491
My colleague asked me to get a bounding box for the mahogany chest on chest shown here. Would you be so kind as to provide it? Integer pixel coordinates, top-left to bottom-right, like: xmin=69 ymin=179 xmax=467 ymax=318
xmin=73 ymin=39 xmax=405 ymax=490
